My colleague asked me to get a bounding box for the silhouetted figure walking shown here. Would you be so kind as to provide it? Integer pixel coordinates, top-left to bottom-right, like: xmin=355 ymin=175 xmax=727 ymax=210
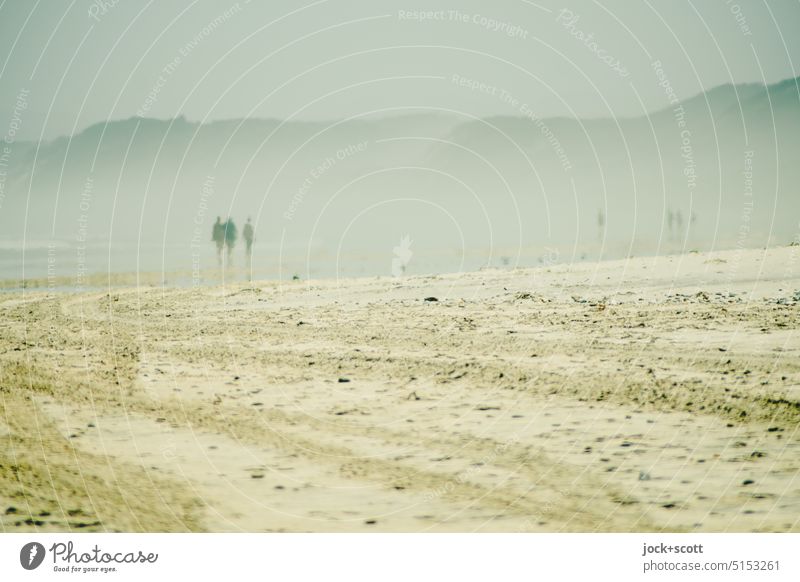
xmin=243 ymin=217 xmax=254 ymax=258
xmin=224 ymin=217 xmax=237 ymax=265
xmin=212 ymin=216 xmax=225 ymax=265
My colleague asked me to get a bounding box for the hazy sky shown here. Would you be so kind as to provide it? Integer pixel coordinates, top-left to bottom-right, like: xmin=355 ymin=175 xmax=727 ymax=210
xmin=1 ymin=0 xmax=799 ymax=140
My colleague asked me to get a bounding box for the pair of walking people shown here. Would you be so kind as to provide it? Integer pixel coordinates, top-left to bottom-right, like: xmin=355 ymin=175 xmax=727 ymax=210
xmin=212 ymin=216 xmax=254 ymax=265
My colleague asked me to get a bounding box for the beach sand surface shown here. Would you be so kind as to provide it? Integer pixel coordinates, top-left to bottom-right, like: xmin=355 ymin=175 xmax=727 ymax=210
xmin=1 ymin=246 xmax=799 ymax=532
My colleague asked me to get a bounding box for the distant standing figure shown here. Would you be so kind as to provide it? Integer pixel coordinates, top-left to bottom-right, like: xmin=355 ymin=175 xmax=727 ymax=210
xmin=212 ymin=216 xmax=225 ymax=265
xmin=667 ymin=210 xmax=674 ymax=238
xmin=224 ymin=217 xmax=237 ymax=264
xmin=243 ymin=217 xmax=254 ymax=257
xmin=597 ymin=209 xmax=605 ymax=241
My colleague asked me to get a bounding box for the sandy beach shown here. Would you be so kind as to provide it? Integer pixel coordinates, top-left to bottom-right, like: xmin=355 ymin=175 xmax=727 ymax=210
xmin=1 ymin=246 xmax=799 ymax=532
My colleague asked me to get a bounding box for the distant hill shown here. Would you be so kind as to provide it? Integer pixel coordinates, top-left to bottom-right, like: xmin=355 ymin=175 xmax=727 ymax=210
xmin=1 ymin=77 xmax=798 ymax=260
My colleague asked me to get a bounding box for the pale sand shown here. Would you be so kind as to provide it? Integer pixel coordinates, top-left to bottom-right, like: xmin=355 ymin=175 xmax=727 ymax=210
xmin=1 ymin=246 xmax=799 ymax=532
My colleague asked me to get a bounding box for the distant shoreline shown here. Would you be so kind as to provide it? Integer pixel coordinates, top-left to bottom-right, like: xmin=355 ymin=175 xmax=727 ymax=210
xmin=2 ymin=241 xmax=797 ymax=293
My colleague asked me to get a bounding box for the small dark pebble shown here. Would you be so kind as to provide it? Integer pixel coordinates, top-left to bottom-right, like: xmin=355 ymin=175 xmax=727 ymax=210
xmin=662 ymin=503 xmax=676 ymax=509
xmin=423 ymin=297 xmax=438 ymax=302
xmin=5 ymin=507 xmax=17 ymax=515
xmin=767 ymin=427 xmax=783 ymax=432
xmin=742 ymin=479 xmax=755 ymax=486
xmin=365 ymin=519 xmax=377 ymax=525
xmin=338 ymin=377 xmax=351 ymax=383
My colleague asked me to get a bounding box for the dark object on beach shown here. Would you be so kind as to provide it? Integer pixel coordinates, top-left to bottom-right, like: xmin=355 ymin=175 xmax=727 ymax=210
xmin=424 ymin=296 xmax=438 ymax=302
xmin=212 ymin=216 xmax=224 ymax=265
xmin=365 ymin=519 xmax=377 ymax=525
xmin=243 ymin=217 xmax=254 ymax=257
xmin=223 ymin=218 xmax=238 ymax=264
xmin=338 ymin=377 xmax=350 ymax=383
xmin=742 ymin=479 xmax=755 ymax=486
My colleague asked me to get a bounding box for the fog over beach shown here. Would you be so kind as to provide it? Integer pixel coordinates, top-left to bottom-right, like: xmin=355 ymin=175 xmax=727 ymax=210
xmin=1 ymin=75 xmax=799 ymax=286
xmin=0 ymin=0 xmax=799 ymax=536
